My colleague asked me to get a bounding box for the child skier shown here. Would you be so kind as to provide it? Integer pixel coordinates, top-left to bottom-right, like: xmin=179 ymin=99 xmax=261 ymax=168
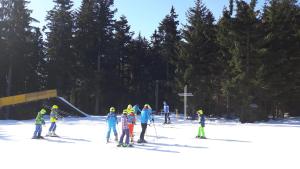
xmin=196 ymin=108 xmax=206 ymax=139
xmin=106 ymin=107 xmax=118 ymax=143
xmin=47 ymin=105 xmax=59 ymax=137
xmin=117 ymin=110 xmax=132 ymax=147
xmin=127 ymin=107 xmax=136 ymax=143
xmin=32 ymin=108 xmax=47 ymax=139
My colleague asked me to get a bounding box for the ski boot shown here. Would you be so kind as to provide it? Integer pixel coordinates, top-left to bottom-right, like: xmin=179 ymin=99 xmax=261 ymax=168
xmin=114 ymin=135 xmax=118 ymax=142
xmin=37 ymin=135 xmax=45 ymax=139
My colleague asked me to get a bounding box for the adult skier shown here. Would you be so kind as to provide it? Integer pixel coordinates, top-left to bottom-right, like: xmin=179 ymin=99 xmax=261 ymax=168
xmin=106 ymin=107 xmax=118 ymax=143
xmin=133 ymin=104 xmax=141 ymax=115
xmin=163 ymin=101 xmax=170 ymax=124
xmin=137 ymin=104 xmax=153 ymax=143
xmin=196 ymin=108 xmax=206 ymax=139
xmin=32 ymin=108 xmax=47 ymax=139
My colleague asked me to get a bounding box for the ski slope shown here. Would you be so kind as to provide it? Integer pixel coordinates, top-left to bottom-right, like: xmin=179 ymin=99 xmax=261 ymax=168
xmin=1 ymin=115 xmax=300 ymax=169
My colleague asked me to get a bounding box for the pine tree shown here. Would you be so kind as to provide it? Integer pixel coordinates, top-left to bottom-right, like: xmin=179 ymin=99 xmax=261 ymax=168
xmin=261 ymin=0 xmax=300 ymax=117
xmin=0 ymin=0 xmax=39 ymax=118
xmin=180 ymin=0 xmax=221 ymax=115
xmin=73 ymin=0 xmax=98 ymax=112
xmin=218 ymin=0 xmax=265 ymax=122
xmin=113 ymin=15 xmax=133 ymax=106
xmin=45 ymin=0 xmax=75 ymax=98
xmin=93 ymin=0 xmax=116 ymax=113
xmin=157 ymin=6 xmax=181 ymax=104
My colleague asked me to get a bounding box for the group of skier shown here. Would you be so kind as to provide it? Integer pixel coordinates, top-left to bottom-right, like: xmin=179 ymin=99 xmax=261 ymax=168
xmin=106 ymin=104 xmax=153 ymax=147
xmin=32 ymin=105 xmax=60 ymax=139
xmin=32 ymin=101 xmax=206 ymax=144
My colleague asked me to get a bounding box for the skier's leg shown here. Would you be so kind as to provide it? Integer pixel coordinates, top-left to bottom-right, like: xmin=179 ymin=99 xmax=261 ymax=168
xmin=197 ymin=126 xmax=201 ymax=137
xmin=164 ymin=113 xmax=167 ymax=123
xmin=112 ymin=125 xmax=118 ymax=141
xmin=107 ymin=126 xmax=112 ymax=141
xmin=200 ymin=127 xmax=206 ymax=138
xmin=119 ymin=129 xmax=125 ymax=144
xmin=33 ymin=125 xmax=39 ymax=138
xmin=139 ymin=123 xmax=146 ymax=142
xmin=125 ymin=129 xmax=130 ymax=145
xmin=53 ymin=122 xmax=57 ymax=132
xmin=37 ymin=125 xmax=42 ymax=137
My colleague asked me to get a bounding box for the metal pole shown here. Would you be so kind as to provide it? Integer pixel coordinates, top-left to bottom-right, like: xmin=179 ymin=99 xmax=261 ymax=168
xmin=184 ymin=85 xmax=187 ymax=119
xmin=155 ymin=80 xmax=158 ymax=114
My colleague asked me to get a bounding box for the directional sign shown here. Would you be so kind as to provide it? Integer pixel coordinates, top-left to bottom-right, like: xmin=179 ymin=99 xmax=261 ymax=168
xmin=178 ymin=85 xmax=193 ymax=119
xmin=178 ymin=93 xmax=193 ymax=97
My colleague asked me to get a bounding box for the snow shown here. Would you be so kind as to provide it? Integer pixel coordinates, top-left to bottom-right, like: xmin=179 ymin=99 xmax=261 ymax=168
xmin=1 ymin=115 xmax=300 ymax=169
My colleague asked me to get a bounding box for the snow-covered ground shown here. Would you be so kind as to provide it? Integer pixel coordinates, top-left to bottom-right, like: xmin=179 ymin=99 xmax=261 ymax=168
xmin=1 ymin=115 xmax=300 ymax=169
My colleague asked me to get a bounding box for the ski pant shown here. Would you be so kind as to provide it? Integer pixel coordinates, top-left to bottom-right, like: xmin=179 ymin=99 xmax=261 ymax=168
xmin=119 ymin=128 xmax=129 ymax=145
xmin=139 ymin=123 xmax=148 ymax=141
xmin=33 ymin=124 xmax=42 ymax=137
xmin=164 ymin=113 xmax=170 ymax=123
xmin=128 ymin=123 xmax=134 ymax=138
xmin=107 ymin=125 xmax=118 ymax=139
xmin=48 ymin=122 xmax=57 ymax=132
xmin=198 ymin=126 xmax=205 ymax=137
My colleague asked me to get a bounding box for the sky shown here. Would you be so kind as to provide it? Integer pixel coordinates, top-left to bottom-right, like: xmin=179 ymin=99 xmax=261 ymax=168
xmin=27 ymin=0 xmax=265 ymax=39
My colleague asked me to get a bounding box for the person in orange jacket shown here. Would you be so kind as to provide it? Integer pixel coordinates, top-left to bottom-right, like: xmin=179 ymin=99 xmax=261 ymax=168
xmin=125 ymin=104 xmax=136 ymax=143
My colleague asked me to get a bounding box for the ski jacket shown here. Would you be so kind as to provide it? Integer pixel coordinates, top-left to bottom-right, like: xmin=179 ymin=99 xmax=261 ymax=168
xmin=140 ymin=108 xmax=152 ymax=124
xmin=133 ymin=105 xmax=141 ymax=115
xmin=50 ymin=109 xmax=59 ymax=123
xmin=163 ymin=104 xmax=169 ymax=114
xmin=199 ymin=114 xmax=205 ymax=127
xmin=127 ymin=112 xmax=136 ymax=124
xmin=35 ymin=111 xmax=45 ymax=125
xmin=121 ymin=114 xmax=129 ymax=130
xmin=106 ymin=112 xmax=118 ymax=127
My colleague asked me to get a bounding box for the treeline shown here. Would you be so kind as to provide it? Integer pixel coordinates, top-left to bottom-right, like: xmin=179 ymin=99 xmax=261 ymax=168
xmin=0 ymin=0 xmax=299 ymax=122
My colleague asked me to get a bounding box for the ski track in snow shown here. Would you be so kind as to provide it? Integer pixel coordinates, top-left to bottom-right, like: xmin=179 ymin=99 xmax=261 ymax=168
xmin=1 ymin=115 xmax=300 ymax=169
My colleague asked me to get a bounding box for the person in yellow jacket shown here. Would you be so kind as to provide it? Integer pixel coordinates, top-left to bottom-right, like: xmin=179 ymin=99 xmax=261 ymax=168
xmin=47 ymin=105 xmax=59 ymax=137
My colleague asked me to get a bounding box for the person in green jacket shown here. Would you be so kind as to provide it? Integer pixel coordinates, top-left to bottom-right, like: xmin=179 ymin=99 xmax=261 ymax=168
xmin=32 ymin=108 xmax=47 ymax=139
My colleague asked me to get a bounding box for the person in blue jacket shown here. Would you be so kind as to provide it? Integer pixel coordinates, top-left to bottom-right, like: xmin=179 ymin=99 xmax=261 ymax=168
xmin=163 ymin=101 xmax=171 ymax=124
xmin=133 ymin=104 xmax=141 ymax=115
xmin=106 ymin=107 xmax=118 ymax=143
xmin=137 ymin=104 xmax=153 ymax=143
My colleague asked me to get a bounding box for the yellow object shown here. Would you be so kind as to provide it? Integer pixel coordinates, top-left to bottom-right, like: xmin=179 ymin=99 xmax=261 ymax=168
xmin=40 ymin=109 xmax=47 ymax=114
xmin=110 ymin=107 xmax=115 ymax=112
xmin=52 ymin=105 xmax=59 ymax=109
xmin=126 ymin=104 xmax=134 ymax=113
xmin=0 ymin=89 xmax=57 ymax=107
xmin=197 ymin=109 xmax=204 ymax=115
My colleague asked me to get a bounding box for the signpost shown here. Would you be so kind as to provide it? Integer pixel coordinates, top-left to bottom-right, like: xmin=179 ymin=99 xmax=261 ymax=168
xmin=178 ymin=85 xmax=193 ymax=119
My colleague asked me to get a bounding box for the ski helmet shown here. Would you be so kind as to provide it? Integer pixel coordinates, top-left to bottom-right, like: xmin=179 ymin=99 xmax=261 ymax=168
xmin=40 ymin=109 xmax=47 ymax=114
xmin=52 ymin=105 xmax=59 ymax=109
xmin=110 ymin=107 xmax=115 ymax=112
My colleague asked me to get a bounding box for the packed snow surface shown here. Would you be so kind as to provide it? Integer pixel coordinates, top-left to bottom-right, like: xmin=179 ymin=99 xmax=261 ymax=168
xmin=1 ymin=115 xmax=300 ymax=169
